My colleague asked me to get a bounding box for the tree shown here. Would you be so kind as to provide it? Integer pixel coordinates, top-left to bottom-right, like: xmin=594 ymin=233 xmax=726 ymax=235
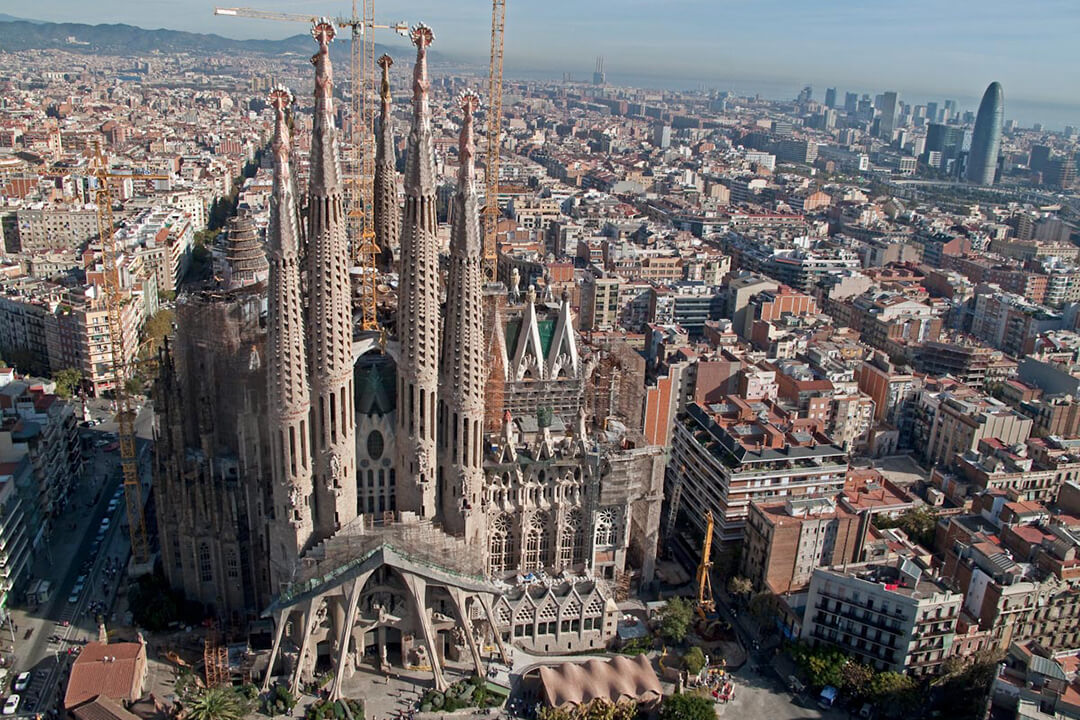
xmin=53 ymin=368 xmax=83 ymax=399
xmin=840 ymin=662 xmax=874 ymax=698
xmin=185 ymin=687 xmax=250 ymax=720
xmin=580 ymin=698 xmax=616 ymax=720
xmin=875 ymin=506 xmax=938 ymax=548
xmin=537 ymin=707 xmax=574 ymax=720
xmin=142 ymin=308 xmax=175 ymax=353
xmin=682 ymin=646 xmax=706 ymax=675
xmin=727 ymin=576 xmax=752 ymax=598
xmin=611 ymin=701 xmax=637 ymax=720
xmin=932 ymin=650 xmax=1003 ymax=720
xmin=125 ymin=377 xmax=144 ymax=397
xmin=659 ymin=693 xmax=714 ymax=720
xmin=869 ymin=671 xmax=917 ymax=709
xmin=658 ymin=597 xmax=694 ymax=644
xmin=791 ymin=643 xmax=847 ymax=689
xmin=748 ymin=591 xmax=773 ymax=622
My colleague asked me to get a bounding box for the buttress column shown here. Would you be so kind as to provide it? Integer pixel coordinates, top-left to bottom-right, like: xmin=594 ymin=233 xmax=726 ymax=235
xmin=438 ymin=90 xmax=487 ymax=546
xmin=307 ymin=19 xmax=357 ymax=536
xmin=265 ymin=87 xmax=315 ymax=589
xmin=395 ymin=24 xmax=440 ymax=519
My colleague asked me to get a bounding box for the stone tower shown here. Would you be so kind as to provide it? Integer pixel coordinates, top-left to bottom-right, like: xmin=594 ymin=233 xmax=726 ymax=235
xmin=395 ymin=24 xmax=440 ymax=519
xmin=265 ymin=86 xmax=314 ymax=589
xmin=374 ymin=54 xmax=398 ymax=272
xmin=438 ymin=90 xmax=487 ymax=544
xmin=224 ymin=210 xmax=269 ymax=289
xmin=306 ymin=20 xmax=357 ymax=536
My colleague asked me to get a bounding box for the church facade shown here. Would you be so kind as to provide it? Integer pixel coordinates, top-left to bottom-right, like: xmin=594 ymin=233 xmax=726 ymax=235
xmin=153 ymin=20 xmax=663 ymax=690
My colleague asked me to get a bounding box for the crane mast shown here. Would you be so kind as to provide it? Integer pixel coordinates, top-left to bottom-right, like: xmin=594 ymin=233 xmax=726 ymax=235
xmin=90 ymin=141 xmax=155 ymax=564
xmin=351 ymin=0 xmax=379 ymax=331
xmin=696 ymin=510 xmax=715 ymax=618
xmin=482 ymin=0 xmax=506 ymax=281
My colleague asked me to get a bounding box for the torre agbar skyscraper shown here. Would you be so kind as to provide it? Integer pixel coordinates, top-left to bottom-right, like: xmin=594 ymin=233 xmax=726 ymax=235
xmin=307 ymin=20 xmax=357 ymax=536
xmin=967 ymin=81 xmax=1005 ymax=186
xmin=396 ymin=24 xmax=440 ymax=519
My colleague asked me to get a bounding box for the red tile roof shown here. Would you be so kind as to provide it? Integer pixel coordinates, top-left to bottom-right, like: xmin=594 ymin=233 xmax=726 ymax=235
xmin=63 ymin=642 xmax=144 ymax=710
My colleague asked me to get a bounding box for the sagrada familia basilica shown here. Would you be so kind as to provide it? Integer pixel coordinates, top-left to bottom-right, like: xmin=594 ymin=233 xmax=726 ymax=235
xmin=153 ymin=20 xmax=664 ymax=693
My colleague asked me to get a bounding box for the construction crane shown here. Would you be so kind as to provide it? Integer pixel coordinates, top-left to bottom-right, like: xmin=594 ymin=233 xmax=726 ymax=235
xmin=696 ymin=510 xmax=716 ymax=620
xmin=88 ymin=141 xmax=168 ymax=565
xmin=482 ymin=0 xmax=507 ymax=281
xmin=214 ymin=6 xmax=408 ymax=332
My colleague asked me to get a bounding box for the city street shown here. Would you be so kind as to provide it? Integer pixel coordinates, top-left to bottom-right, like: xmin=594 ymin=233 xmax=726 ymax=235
xmin=4 ymin=404 xmax=155 ymax=718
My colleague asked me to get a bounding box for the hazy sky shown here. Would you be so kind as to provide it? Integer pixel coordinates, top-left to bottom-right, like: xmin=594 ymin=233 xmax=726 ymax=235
xmin=6 ymin=0 xmax=1080 ymax=125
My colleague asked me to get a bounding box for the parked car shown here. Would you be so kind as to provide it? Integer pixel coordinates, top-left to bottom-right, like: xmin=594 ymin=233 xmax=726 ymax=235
xmin=13 ymin=672 xmax=30 ymax=692
xmin=4 ymin=694 xmax=20 ymax=715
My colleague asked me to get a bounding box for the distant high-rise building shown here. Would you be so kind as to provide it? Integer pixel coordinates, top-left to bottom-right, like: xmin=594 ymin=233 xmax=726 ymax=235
xmin=824 ymin=87 xmax=837 ymax=109
xmin=924 ymin=123 xmax=967 ymax=170
xmin=878 ymin=91 xmax=898 ymax=140
xmin=1046 ymin=157 xmax=1076 ymax=189
xmin=652 ymin=123 xmax=671 ymax=149
xmin=926 ymin=101 xmax=939 ymax=123
xmin=966 ymin=81 xmax=1004 ymax=185
xmin=844 ymin=92 xmax=858 ymax=113
xmin=1030 ymin=144 xmax=1052 ymax=174
xmin=593 ymin=56 xmax=605 ymax=85
xmin=797 ymin=85 xmax=812 ymax=104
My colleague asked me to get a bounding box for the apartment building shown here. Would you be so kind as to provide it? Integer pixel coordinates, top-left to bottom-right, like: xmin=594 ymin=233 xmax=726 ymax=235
xmin=0 ymin=377 xmax=82 ymax=538
xmin=923 ymin=390 xmax=1033 ymax=469
xmin=666 ymin=397 xmax=849 ymax=544
xmin=802 ymin=559 xmax=963 ymax=676
xmin=0 ymin=454 xmax=30 ymax=619
xmin=14 ymin=202 xmax=99 ymax=253
xmin=741 ymin=496 xmax=863 ymax=594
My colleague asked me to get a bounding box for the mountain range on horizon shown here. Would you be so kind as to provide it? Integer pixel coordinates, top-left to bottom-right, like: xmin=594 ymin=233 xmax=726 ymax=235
xmin=0 ymin=14 xmax=423 ymax=65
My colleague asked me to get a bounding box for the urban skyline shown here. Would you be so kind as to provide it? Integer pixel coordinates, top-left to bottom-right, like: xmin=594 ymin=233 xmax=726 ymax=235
xmin=2 ymin=4 xmax=1080 ymax=720
xmin=6 ymin=0 xmax=1080 ymax=128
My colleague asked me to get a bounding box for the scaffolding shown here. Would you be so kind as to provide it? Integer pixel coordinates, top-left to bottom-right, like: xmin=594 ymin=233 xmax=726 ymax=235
xmin=204 ymin=622 xmax=229 ymax=688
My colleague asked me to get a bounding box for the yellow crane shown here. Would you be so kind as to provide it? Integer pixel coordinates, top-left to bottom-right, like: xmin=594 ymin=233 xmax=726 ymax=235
xmin=696 ymin=510 xmax=716 ymax=619
xmin=214 ymin=6 xmax=408 ymax=332
xmin=88 ymin=141 xmax=168 ymax=565
xmin=482 ymin=0 xmax=507 ymax=281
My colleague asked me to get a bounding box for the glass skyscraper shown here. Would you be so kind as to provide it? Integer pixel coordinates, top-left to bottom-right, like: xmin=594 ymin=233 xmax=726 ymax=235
xmin=966 ymin=82 xmax=1004 ymax=185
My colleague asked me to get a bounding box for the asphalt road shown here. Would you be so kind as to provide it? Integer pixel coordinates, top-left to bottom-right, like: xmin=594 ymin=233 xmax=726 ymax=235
xmin=4 ymin=403 xmax=155 ymax=718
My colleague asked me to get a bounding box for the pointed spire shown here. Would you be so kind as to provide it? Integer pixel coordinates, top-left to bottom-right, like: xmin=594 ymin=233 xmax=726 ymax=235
xmin=395 ymin=22 xmax=441 ymax=519
xmin=373 ymin=54 xmax=397 ymax=272
xmin=452 ymin=89 xmax=481 ymax=256
xmin=404 ymin=23 xmax=437 ymax=195
xmin=309 ymin=18 xmax=341 ymax=197
xmin=265 ymin=84 xmax=315 ymax=584
xmin=268 ymin=86 xmax=298 ymax=257
xmin=438 ymin=88 xmax=487 ymax=540
xmin=458 ymin=90 xmax=479 ymax=185
xmin=306 ymin=19 xmax=357 ymax=537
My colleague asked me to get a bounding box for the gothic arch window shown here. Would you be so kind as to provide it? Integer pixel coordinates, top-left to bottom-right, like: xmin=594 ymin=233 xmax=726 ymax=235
xmin=198 ymin=542 xmax=213 ymax=583
xmin=489 ymin=514 xmax=515 ymax=576
xmin=595 ymin=509 xmax=616 ymax=547
xmin=560 ymin=509 xmax=586 ymax=567
xmin=226 ymin=549 xmax=239 ymax=579
xmin=524 ymin=511 xmax=551 ymax=571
